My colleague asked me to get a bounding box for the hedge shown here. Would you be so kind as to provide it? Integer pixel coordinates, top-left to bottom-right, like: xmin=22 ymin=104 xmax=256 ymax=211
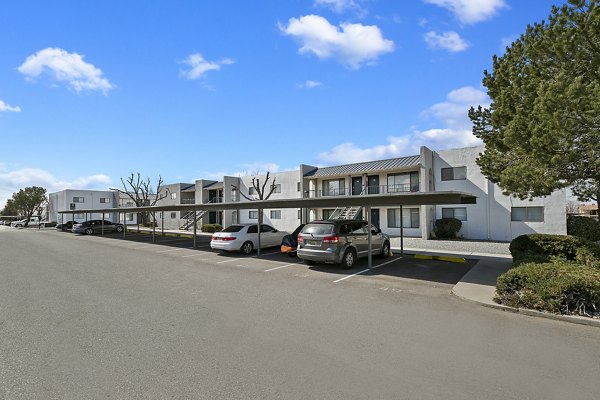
xmin=202 ymin=224 xmax=222 ymax=233
xmin=434 ymin=217 xmax=462 ymax=239
xmin=509 ymin=233 xmax=600 ymax=269
xmin=567 ymin=216 xmax=600 ymax=242
xmin=495 ymin=261 xmax=600 ymax=317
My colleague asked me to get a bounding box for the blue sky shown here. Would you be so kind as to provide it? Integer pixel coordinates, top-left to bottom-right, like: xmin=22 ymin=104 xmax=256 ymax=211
xmin=0 ymin=0 xmax=559 ymax=206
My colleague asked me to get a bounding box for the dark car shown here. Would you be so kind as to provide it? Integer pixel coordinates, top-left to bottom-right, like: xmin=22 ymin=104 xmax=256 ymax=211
xmin=72 ymin=220 xmax=124 ymax=235
xmin=297 ymin=219 xmax=390 ymax=269
xmin=280 ymin=224 xmax=306 ymax=256
xmin=56 ymin=220 xmax=78 ymax=231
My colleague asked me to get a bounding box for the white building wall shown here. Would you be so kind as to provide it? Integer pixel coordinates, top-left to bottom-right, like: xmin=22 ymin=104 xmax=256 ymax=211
xmin=49 ymin=189 xmax=119 ymax=223
xmin=433 ymin=146 xmax=566 ymax=241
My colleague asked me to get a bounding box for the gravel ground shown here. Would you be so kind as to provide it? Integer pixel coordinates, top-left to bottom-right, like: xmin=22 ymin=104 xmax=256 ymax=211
xmin=390 ymin=237 xmax=511 ymax=256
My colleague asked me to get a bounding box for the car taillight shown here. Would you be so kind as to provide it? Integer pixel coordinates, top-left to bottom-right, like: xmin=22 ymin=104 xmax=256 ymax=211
xmin=297 ymin=233 xmax=304 ymax=244
xmin=221 ymin=237 xmax=236 ymax=241
xmin=323 ymin=235 xmax=339 ymax=244
xmin=212 ymin=235 xmax=218 ymax=240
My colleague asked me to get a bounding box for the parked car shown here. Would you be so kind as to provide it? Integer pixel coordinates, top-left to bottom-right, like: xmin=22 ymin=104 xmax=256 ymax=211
xmin=296 ymin=219 xmax=390 ymax=269
xmin=72 ymin=220 xmax=124 ymax=235
xmin=280 ymin=223 xmax=306 ymax=256
xmin=56 ymin=221 xmax=78 ymax=231
xmin=211 ymin=224 xmax=288 ymax=255
xmin=11 ymin=217 xmax=42 ymax=228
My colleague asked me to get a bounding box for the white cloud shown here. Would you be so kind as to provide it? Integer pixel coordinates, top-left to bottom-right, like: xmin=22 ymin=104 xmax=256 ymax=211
xmin=424 ymin=31 xmax=469 ymax=52
xmin=0 ymin=167 xmax=111 ymax=208
xmin=317 ymin=86 xmax=489 ymax=164
xmin=202 ymin=162 xmax=281 ymax=181
xmin=315 ymin=0 xmax=365 ymax=15
xmin=18 ymin=48 xmax=113 ymax=94
xmin=424 ymin=0 xmax=507 ymax=24
xmin=298 ymin=80 xmax=323 ymax=89
xmin=280 ymin=15 xmax=394 ymax=69
xmin=0 ymin=100 xmax=21 ymax=112
xmin=180 ymin=53 xmax=234 ymax=80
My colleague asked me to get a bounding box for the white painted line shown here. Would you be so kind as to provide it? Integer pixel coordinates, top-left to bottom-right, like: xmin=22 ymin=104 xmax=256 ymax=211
xmin=264 ymin=263 xmax=299 ymax=272
xmin=181 ymin=252 xmax=217 ymax=258
xmin=217 ymin=258 xmax=244 ymax=264
xmin=372 ymin=257 xmax=402 ymax=269
xmin=156 ymin=248 xmax=191 ymax=253
xmin=333 ymin=268 xmax=370 ymax=283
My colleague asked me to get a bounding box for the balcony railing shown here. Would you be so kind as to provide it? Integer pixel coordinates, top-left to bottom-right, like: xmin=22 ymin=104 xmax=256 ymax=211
xmin=180 ymin=198 xmax=196 ymax=204
xmin=303 ymin=184 xmax=419 ymax=198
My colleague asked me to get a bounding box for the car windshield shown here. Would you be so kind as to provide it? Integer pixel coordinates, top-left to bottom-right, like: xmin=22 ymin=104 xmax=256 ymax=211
xmin=222 ymin=225 xmax=244 ymax=233
xmin=302 ymin=224 xmax=334 ymax=236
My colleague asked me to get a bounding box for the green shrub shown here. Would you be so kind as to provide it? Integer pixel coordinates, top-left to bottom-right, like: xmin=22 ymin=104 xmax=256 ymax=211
xmin=509 ymin=234 xmax=600 ymax=268
xmin=202 ymin=224 xmax=222 ymax=233
xmin=495 ymin=261 xmax=600 ymax=317
xmin=567 ymin=216 xmax=600 ymax=242
xmin=434 ymin=218 xmax=462 ymax=239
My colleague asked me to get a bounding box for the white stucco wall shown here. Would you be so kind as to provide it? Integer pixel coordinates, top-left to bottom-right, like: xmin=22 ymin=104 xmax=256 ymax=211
xmin=49 ymin=189 xmax=119 ymax=223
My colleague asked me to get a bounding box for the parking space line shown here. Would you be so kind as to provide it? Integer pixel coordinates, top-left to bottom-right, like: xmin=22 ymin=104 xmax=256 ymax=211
xmin=181 ymin=251 xmax=218 ymax=258
xmin=372 ymin=257 xmax=403 ymax=269
xmin=333 ymin=269 xmax=371 ymax=283
xmin=156 ymin=247 xmax=193 ymax=253
xmin=264 ymin=263 xmax=300 ymax=272
xmin=217 ymin=257 xmax=255 ymax=264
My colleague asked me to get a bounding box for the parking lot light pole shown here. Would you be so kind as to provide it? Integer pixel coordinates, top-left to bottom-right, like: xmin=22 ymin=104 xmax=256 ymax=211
xmin=367 ymin=206 xmax=372 ymax=268
xmin=193 ymin=210 xmax=197 ymax=248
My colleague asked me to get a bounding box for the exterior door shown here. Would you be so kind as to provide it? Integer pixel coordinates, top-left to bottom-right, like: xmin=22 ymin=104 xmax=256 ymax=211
xmin=370 ymin=208 xmax=380 ymax=229
xmin=352 ymin=177 xmax=362 ymax=195
xmin=368 ymin=175 xmax=380 ymax=194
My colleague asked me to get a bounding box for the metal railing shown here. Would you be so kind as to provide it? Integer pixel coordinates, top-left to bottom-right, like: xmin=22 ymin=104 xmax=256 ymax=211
xmin=180 ymin=198 xmax=196 ymax=204
xmin=303 ymin=184 xmax=419 ymax=198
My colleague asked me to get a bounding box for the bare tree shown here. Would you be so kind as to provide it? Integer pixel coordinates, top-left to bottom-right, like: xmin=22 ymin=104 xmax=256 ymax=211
xmin=231 ymin=172 xmax=277 ymax=201
xmin=119 ymin=173 xmax=169 ymax=225
xmin=566 ymin=200 xmax=580 ymax=215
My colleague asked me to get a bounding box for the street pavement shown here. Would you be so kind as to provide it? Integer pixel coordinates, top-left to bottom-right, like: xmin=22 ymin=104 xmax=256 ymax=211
xmin=1 ymin=226 xmax=599 ymax=399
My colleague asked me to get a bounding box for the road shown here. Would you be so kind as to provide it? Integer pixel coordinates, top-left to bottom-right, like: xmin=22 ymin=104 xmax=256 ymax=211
xmin=1 ymin=227 xmax=598 ymax=399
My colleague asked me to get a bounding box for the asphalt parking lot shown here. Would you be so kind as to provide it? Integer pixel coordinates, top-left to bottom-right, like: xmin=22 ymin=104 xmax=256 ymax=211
xmin=2 ymin=226 xmax=599 ymax=400
xmin=64 ymin=228 xmax=477 ymax=290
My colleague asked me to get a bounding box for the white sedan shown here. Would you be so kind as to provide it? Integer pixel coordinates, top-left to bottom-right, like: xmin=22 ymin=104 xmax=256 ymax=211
xmin=210 ymin=224 xmax=288 ymax=255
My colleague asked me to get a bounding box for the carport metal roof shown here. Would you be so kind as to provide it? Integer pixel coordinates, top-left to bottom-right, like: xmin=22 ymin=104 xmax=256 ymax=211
xmin=58 ymin=191 xmax=476 ymax=215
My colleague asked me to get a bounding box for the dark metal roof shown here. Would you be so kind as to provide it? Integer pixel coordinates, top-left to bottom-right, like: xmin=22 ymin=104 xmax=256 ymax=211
xmin=304 ymin=155 xmax=421 ymax=178
xmin=59 ymin=191 xmax=476 ymax=215
xmin=203 ymin=182 xmax=223 ymax=189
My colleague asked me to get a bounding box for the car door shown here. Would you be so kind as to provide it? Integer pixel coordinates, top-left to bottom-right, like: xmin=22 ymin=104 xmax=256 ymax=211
xmin=349 ymin=221 xmax=368 ymax=256
xmin=260 ymin=225 xmax=276 ymax=246
xmin=102 ymin=220 xmax=113 ymax=232
xmin=246 ymin=225 xmax=259 ymax=246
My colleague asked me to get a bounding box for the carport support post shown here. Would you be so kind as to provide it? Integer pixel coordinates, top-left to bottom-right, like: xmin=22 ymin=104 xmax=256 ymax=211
xmin=101 ymin=213 xmax=104 ymax=236
xmin=193 ymin=210 xmax=197 ymax=248
xmin=257 ymin=208 xmax=262 ymax=257
xmin=152 ymin=212 xmax=156 ymax=243
xmin=400 ymin=205 xmax=404 ymax=256
xmin=123 ymin=212 xmax=126 ymax=238
xmin=161 ymin=212 xmax=164 ymax=235
xmin=366 ymin=205 xmax=372 ymax=268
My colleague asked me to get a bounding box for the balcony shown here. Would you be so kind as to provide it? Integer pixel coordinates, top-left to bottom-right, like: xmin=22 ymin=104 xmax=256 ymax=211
xmin=303 ymin=184 xmax=419 ymax=198
xmin=180 ymin=198 xmax=196 ymax=204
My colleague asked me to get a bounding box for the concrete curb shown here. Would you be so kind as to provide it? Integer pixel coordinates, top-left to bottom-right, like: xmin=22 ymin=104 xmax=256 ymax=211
xmin=451 ymin=287 xmax=600 ymax=328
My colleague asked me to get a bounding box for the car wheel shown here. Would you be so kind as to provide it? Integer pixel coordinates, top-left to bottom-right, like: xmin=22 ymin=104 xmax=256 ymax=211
xmin=15 ymin=224 xmax=23 ymax=228
xmin=341 ymin=248 xmax=357 ymax=270
xmin=241 ymin=241 xmax=254 ymax=255
xmin=380 ymin=241 xmax=390 ymax=258
xmin=84 ymin=228 xmax=94 ymax=235
xmin=304 ymin=259 xmax=315 ymax=266
xmin=116 ymin=226 xmax=124 ymax=233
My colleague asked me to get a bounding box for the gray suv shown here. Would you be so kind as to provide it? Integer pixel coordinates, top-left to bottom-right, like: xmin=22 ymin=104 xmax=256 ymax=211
xmin=297 ymin=220 xmax=390 ymax=269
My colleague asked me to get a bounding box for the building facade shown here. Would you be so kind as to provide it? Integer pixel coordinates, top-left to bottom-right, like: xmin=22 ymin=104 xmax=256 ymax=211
xmin=48 ymin=189 xmax=139 ymax=225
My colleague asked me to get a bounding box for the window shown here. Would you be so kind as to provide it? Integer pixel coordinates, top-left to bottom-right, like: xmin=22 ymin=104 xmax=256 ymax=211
xmin=271 ymin=184 xmax=281 ymax=193
xmin=261 ymin=225 xmax=275 ymax=233
xmin=249 ymin=187 xmax=256 ymax=195
xmin=232 ymin=211 xmax=238 ymax=224
xmin=511 ymin=206 xmax=544 ymax=222
xmin=100 ymin=198 xmax=110 ymax=203
xmin=322 ymin=209 xmax=335 ymax=220
xmin=298 ymin=209 xmax=302 ymax=220
xmin=170 ymin=212 xmax=176 ymax=219
xmin=73 ymin=197 xmax=85 ymax=203
xmin=73 ymin=213 xmax=85 ymax=219
xmin=270 ymin=210 xmax=281 ymax=219
xmin=441 ymin=166 xmax=467 ymax=181
xmin=170 ymin=192 xmax=177 ymax=200
xmin=127 ymin=213 xmax=134 ymax=221
xmin=297 ymin=182 xmax=301 ymax=192
xmin=387 ymin=172 xmax=419 ymax=192
xmin=231 ymin=188 xmax=238 ymax=202
xmin=322 ymin=179 xmax=345 ymax=196
xmin=249 ymin=210 xmax=258 ymax=219
xmin=350 ymin=221 xmax=366 ymax=234
xmin=247 ymin=225 xmax=258 ymax=233
xmin=442 ymin=207 xmax=467 ymax=221
xmin=387 ymin=208 xmax=420 ymax=228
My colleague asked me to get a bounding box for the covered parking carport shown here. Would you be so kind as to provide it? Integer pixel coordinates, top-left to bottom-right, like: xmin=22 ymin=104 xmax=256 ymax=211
xmin=59 ymin=191 xmax=476 ymax=268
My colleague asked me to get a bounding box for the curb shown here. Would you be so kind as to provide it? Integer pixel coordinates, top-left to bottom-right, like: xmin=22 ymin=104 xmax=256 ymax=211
xmin=451 ymin=288 xmax=600 ymax=328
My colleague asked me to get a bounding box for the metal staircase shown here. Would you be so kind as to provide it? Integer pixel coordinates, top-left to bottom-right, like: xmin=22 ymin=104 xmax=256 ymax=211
xmin=328 ymin=206 xmax=362 ymax=220
xmin=180 ymin=210 xmax=207 ymax=230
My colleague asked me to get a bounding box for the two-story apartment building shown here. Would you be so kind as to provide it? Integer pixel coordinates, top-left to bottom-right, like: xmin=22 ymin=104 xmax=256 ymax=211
xmin=48 ymin=189 xmax=139 ymax=224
